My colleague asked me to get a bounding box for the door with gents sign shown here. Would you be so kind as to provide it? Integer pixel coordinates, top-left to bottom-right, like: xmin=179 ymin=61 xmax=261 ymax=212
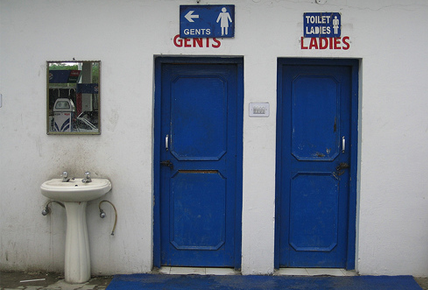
xmin=154 ymin=58 xmax=243 ymax=268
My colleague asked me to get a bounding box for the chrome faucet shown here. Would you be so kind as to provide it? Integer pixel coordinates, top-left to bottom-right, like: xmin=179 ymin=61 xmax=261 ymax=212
xmin=62 ymin=171 xmax=69 ymax=182
xmin=82 ymin=171 xmax=92 ymax=183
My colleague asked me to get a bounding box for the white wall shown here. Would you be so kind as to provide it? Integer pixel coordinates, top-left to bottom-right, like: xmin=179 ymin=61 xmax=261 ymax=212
xmin=1 ymin=0 xmax=427 ymax=277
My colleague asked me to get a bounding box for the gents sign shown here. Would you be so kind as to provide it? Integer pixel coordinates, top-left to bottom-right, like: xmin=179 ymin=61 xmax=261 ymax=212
xmin=180 ymin=5 xmax=235 ymax=38
xmin=173 ymin=34 xmax=222 ymax=48
xmin=304 ymin=12 xmax=341 ymax=38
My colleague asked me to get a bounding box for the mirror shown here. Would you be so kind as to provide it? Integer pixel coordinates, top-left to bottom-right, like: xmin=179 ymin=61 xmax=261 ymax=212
xmin=47 ymin=61 xmax=100 ymax=135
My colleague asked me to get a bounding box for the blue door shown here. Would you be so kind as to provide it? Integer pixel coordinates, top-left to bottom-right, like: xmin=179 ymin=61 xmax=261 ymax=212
xmin=276 ymin=59 xmax=358 ymax=268
xmin=154 ymin=58 xmax=243 ymax=268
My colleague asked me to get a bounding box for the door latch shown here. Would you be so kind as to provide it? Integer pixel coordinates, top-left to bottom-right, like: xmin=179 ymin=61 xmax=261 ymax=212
xmin=160 ymin=160 xmax=174 ymax=169
xmin=335 ymin=162 xmax=350 ymax=176
xmin=336 ymin=162 xmax=350 ymax=171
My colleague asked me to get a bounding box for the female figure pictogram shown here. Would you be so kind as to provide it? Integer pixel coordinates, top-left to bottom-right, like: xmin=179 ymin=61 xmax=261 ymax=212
xmin=216 ymin=7 xmax=232 ymax=36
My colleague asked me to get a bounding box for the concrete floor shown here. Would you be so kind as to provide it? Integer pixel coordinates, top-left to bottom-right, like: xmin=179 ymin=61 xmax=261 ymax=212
xmin=0 ymin=271 xmax=112 ymax=290
xmin=416 ymin=277 xmax=428 ymax=290
xmin=1 ymin=270 xmax=427 ymax=290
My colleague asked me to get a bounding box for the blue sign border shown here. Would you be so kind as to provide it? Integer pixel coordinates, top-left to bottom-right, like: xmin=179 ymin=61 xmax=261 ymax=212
xmin=303 ymin=12 xmax=341 ymax=38
xmin=180 ymin=5 xmax=235 ymax=38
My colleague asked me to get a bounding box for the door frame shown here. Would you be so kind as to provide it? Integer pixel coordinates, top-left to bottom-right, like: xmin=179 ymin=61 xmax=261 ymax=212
xmin=153 ymin=56 xmax=244 ymax=269
xmin=274 ymin=58 xmax=359 ymax=270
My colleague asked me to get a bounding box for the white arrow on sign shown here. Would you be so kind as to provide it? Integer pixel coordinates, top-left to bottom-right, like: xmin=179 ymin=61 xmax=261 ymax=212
xmin=185 ymin=10 xmax=199 ymax=22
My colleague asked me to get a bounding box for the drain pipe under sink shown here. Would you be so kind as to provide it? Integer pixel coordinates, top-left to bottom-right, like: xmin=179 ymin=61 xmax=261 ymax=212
xmin=98 ymin=200 xmax=118 ymax=235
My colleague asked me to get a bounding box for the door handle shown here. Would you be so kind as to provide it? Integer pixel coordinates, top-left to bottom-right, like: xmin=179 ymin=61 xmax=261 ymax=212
xmin=160 ymin=160 xmax=173 ymax=169
xmin=342 ymin=136 xmax=346 ymax=153
xmin=165 ymin=134 xmax=169 ymax=151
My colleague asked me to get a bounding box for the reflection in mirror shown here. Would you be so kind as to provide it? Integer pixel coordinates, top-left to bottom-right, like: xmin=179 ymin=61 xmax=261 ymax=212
xmin=47 ymin=61 xmax=100 ymax=134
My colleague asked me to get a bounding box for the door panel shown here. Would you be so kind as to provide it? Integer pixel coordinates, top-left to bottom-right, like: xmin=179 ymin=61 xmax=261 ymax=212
xmin=156 ymin=60 xmax=242 ymax=268
xmin=170 ymin=171 xmax=226 ymax=251
xmin=170 ymin=76 xmax=227 ymax=160
xmin=276 ymin=60 xmax=356 ymax=268
xmin=291 ymin=75 xmax=340 ymax=161
xmin=289 ymin=173 xmax=339 ymax=252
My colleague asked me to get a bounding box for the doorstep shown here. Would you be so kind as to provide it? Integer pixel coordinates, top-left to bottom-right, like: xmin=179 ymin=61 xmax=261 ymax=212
xmin=154 ymin=267 xmax=356 ymax=277
xmin=156 ymin=267 xmax=239 ymax=275
xmin=275 ymin=268 xmax=357 ymax=276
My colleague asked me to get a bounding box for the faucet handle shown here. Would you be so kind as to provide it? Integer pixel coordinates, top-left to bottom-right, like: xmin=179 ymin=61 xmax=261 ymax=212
xmin=82 ymin=171 xmax=92 ymax=183
xmin=61 ymin=171 xmax=69 ymax=182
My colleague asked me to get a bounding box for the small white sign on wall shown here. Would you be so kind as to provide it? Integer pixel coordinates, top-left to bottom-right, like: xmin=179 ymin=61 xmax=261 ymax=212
xmin=249 ymin=102 xmax=270 ymax=117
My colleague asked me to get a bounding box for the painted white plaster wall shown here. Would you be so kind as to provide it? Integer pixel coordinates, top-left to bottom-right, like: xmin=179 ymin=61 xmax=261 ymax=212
xmin=1 ymin=0 xmax=427 ymax=277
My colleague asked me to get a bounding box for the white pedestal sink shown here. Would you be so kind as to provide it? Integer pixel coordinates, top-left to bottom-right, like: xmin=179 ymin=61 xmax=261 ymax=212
xmin=41 ymin=177 xmax=112 ymax=283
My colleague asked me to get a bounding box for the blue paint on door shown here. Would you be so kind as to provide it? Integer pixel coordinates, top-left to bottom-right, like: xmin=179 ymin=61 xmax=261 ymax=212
xmin=276 ymin=59 xmax=358 ymax=268
xmin=154 ymin=58 xmax=243 ymax=268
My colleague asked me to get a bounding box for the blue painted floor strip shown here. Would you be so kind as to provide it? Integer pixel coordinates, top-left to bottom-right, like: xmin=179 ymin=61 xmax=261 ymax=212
xmin=107 ymin=274 xmax=422 ymax=290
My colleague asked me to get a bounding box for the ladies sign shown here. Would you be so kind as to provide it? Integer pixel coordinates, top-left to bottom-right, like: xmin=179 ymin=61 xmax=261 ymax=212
xmin=304 ymin=12 xmax=341 ymax=38
xmin=301 ymin=12 xmax=351 ymax=50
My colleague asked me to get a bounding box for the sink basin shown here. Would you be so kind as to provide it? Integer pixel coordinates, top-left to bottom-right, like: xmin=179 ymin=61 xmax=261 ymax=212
xmin=41 ymin=178 xmax=111 ymax=202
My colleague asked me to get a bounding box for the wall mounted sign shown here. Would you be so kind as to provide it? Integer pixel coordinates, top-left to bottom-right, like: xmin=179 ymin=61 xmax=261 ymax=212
xmin=180 ymin=5 xmax=235 ymax=38
xmin=304 ymin=12 xmax=341 ymax=38
xmin=301 ymin=12 xmax=350 ymax=50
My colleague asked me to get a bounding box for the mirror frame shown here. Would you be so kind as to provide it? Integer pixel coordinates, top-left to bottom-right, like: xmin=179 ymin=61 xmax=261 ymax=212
xmin=46 ymin=60 xmax=101 ymax=135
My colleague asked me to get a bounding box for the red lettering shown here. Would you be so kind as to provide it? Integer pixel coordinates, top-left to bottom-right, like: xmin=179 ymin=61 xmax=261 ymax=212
xmin=301 ymin=37 xmax=308 ymax=49
xmin=212 ymin=38 xmax=221 ymax=48
xmin=184 ymin=38 xmax=191 ymax=47
xmin=193 ymin=38 xmax=203 ymax=47
xmin=172 ymin=34 xmax=221 ymax=48
xmin=334 ymin=37 xmax=341 ymax=49
xmin=300 ymin=35 xmax=351 ymax=50
xmin=173 ymin=34 xmax=183 ymax=47
xmin=342 ymin=36 xmax=350 ymax=50
xmin=309 ymin=38 xmax=318 ymax=49
xmin=319 ymin=38 xmax=328 ymax=49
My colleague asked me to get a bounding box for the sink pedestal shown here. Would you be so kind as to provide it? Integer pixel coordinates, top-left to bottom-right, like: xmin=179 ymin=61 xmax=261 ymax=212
xmin=41 ymin=177 xmax=112 ymax=284
xmin=64 ymin=202 xmax=91 ymax=283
